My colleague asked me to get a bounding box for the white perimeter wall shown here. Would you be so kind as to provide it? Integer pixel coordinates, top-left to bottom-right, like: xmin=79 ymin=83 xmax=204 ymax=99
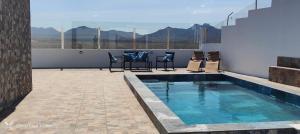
xmin=32 ymin=43 xmax=221 ymax=68
xmin=221 ymin=0 xmax=300 ymax=78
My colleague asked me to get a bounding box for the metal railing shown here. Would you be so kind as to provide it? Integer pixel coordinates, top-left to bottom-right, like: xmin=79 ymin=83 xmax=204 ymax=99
xmin=31 ymin=22 xmax=222 ymax=50
xmin=214 ymin=0 xmax=272 ymax=28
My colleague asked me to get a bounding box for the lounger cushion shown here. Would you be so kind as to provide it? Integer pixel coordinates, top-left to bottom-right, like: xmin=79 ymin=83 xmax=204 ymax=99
xmin=192 ymin=51 xmax=205 ymax=61
xmin=123 ymin=53 xmax=136 ymax=62
xmin=205 ymin=61 xmax=219 ymax=73
xmin=165 ymin=52 xmax=175 ymax=60
xmin=135 ymin=52 xmax=148 ymax=62
xmin=187 ymin=60 xmax=202 ymax=72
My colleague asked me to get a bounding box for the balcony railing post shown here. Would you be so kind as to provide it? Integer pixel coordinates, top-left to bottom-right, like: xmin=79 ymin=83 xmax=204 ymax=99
xmin=255 ymin=0 xmax=258 ymax=10
xmin=133 ymin=28 xmax=136 ymax=49
xmin=97 ymin=27 xmax=101 ymax=49
xmin=146 ymin=34 xmax=149 ymax=49
xmin=199 ymin=29 xmax=202 ymax=50
xmin=194 ymin=28 xmax=199 ymax=48
xmin=61 ymin=27 xmax=64 ymax=49
xmin=167 ymin=27 xmax=170 ymax=49
xmin=227 ymin=12 xmax=234 ymax=26
xmin=199 ymin=28 xmax=208 ymax=50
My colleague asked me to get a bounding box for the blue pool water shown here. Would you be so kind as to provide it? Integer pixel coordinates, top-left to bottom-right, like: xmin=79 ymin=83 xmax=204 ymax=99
xmin=143 ymin=80 xmax=300 ymax=125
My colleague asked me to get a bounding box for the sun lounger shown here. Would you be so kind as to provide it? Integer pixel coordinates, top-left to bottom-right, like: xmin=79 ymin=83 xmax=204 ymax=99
xmin=187 ymin=51 xmax=205 ymax=72
xmin=205 ymin=51 xmax=220 ymax=73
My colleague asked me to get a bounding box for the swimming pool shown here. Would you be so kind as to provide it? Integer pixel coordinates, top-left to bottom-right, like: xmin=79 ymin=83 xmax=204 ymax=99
xmin=143 ymin=80 xmax=300 ymax=125
xmin=125 ymin=73 xmax=300 ymax=133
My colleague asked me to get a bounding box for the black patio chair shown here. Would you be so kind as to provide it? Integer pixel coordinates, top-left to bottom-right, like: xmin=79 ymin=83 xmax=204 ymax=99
xmin=123 ymin=51 xmax=150 ymax=71
xmin=156 ymin=52 xmax=175 ymax=71
xmin=108 ymin=52 xmax=124 ymax=72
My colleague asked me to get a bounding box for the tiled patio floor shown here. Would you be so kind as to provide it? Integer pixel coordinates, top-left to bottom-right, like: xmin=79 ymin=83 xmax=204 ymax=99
xmin=0 ymin=69 xmax=163 ymax=134
xmin=2 ymin=69 xmax=298 ymax=134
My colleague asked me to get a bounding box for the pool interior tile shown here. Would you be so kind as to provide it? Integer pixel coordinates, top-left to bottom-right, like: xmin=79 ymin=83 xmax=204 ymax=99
xmin=128 ymin=72 xmax=300 ymax=133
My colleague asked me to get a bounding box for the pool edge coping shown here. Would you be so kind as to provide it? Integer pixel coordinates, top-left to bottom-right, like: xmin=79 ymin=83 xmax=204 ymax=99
xmin=124 ymin=72 xmax=300 ymax=134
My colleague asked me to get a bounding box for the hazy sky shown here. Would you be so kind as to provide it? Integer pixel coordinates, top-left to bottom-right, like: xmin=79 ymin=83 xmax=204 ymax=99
xmin=30 ymin=0 xmax=271 ymax=32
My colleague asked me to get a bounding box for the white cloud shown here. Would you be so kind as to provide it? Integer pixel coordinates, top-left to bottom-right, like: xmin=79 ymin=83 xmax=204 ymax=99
xmin=191 ymin=9 xmax=212 ymax=15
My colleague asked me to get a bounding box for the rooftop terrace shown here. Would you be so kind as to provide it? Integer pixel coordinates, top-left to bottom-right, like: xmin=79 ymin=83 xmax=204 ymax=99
xmin=1 ymin=0 xmax=300 ymax=133
xmin=0 ymin=69 xmax=160 ymax=133
xmin=1 ymin=69 xmax=299 ymax=133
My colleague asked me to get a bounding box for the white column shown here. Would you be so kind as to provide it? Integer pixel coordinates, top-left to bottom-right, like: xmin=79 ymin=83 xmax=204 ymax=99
xmin=97 ymin=27 xmax=101 ymax=49
xmin=133 ymin=28 xmax=136 ymax=49
xmin=61 ymin=27 xmax=64 ymax=49
xmin=199 ymin=29 xmax=202 ymax=50
xmin=167 ymin=28 xmax=170 ymax=49
xmin=146 ymin=34 xmax=149 ymax=49
xmin=255 ymin=0 xmax=258 ymax=10
xmin=199 ymin=28 xmax=207 ymax=50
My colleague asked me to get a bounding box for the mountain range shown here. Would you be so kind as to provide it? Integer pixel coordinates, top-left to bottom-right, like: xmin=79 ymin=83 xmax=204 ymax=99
xmin=31 ymin=23 xmax=221 ymax=43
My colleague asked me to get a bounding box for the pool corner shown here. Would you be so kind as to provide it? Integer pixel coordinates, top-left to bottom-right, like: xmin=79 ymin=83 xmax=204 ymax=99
xmin=124 ymin=73 xmax=300 ymax=134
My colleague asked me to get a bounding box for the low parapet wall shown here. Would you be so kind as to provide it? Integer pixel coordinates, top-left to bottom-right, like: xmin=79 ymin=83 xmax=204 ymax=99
xmin=31 ymin=44 xmax=221 ymax=69
xmin=269 ymin=57 xmax=300 ymax=87
xmin=278 ymin=57 xmax=300 ymax=69
xmin=269 ymin=66 xmax=300 ymax=87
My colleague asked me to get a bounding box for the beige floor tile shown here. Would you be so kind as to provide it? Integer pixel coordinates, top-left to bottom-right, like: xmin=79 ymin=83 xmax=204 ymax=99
xmin=0 ymin=69 xmax=158 ymax=134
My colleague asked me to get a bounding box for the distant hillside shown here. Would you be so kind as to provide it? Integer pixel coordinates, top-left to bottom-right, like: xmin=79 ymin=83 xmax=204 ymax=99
xmin=31 ymin=27 xmax=60 ymax=39
xmin=31 ymin=24 xmax=221 ymax=48
xmin=135 ymin=24 xmax=220 ymax=43
xmin=31 ymin=27 xmax=61 ymax=48
xmin=192 ymin=23 xmax=221 ymax=43
xmin=30 ymin=26 xmax=142 ymax=41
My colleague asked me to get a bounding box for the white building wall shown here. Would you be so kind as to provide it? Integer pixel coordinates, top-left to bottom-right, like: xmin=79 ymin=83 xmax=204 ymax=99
xmin=221 ymin=0 xmax=300 ymax=78
xmin=32 ymin=43 xmax=221 ymax=68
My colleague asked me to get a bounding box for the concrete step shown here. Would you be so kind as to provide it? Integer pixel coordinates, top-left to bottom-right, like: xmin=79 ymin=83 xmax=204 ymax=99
xmin=248 ymin=7 xmax=272 ymax=18
xmin=221 ymin=25 xmax=236 ymax=31
xmin=223 ymin=4 xmax=272 ymax=28
xmin=235 ymin=17 xmax=249 ymax=27
xmin=271 ymin=0 xmax=300 ymax=9
xmin=221 ymin=25 xmax=238 ymax=38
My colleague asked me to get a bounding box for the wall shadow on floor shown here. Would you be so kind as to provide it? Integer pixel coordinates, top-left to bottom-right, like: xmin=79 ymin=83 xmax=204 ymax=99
xmin=0 ymin=95 xmax=28 ymax=122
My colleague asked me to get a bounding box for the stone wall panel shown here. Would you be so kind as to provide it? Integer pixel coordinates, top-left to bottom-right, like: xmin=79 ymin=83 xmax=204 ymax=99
xmin=0 ymin=0 xmax=32 ymax=112
xmin=269 ymin=66 xmax=300 ymax=87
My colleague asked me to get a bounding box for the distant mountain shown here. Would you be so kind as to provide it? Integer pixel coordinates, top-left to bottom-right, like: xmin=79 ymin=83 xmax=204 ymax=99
xmin=31 ymin=27 xmax=60 ymax=39
xmin=63 ymin=26 xmax=142 ymax=41
xmin=197 ymin=23 xmax=221 ymax=43
xmin=136 ymin=23 xmax=221 ymax=43
xmin=98 ymin=30 xmax=142 ymax=41
xmin=64 ymin=26 xmax=97 ymax=40
xmin=31 ymin=23 xmax=221 ymax=44
xmin=137 ymin=27 xmax=194 ymax=42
